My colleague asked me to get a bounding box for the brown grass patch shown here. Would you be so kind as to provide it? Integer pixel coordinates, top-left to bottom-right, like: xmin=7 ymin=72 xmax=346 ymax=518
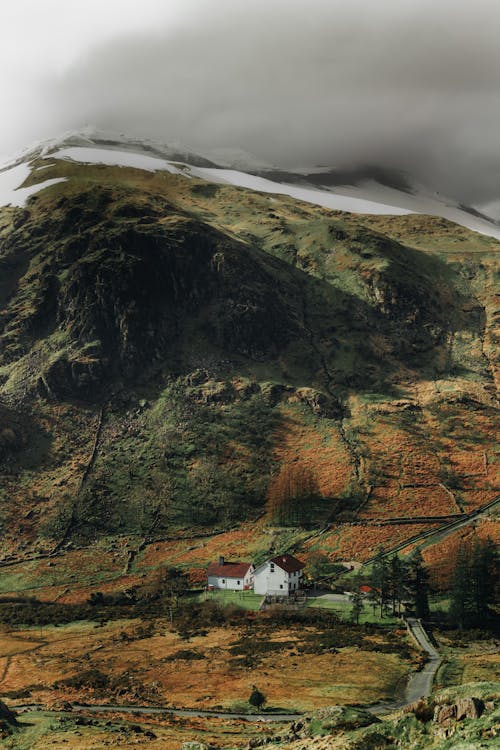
xmin=0 ymin=619 xmax=409 ymax=713
xmin=272 ymin=409 xmax=355 ymax=498
xmin=304 ymin=523 xmax=440 ymax=562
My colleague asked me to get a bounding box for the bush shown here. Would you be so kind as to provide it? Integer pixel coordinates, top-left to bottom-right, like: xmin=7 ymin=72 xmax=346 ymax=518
xmin=249 ymin=686 xmax=266 ymax=709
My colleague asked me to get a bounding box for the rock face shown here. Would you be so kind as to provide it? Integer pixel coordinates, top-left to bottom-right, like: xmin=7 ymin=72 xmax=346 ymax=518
xmin=433 ymin=703 xmax=457 ymax=725
xmin=2 ymin=191 xmax=304 ymax=397
xmin=55 ymin=221 xmax=297 ymax=371
xmin=455 ymin=696 xmax=485 ymax=720
xmin=434 ymin=696 xmax=485 ymax=725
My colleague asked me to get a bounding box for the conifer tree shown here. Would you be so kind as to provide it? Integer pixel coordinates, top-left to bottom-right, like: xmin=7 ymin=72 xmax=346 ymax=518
xmin=406 ymin=548 xmax=430 ymax=620
xmin=371 ymin=548 xmax=390 ymax=618
xmin=450 ymin=543 xmax=472 ymax=630
xmin=350 ymin=590 xmax=364 ymax=624
xmin=388 ymin=553 xmax=406 ymax=616
xmin=450 ymin=538 xmax=497 ymax=629
xmin=470 ymin=537 xmax=497 ymax=618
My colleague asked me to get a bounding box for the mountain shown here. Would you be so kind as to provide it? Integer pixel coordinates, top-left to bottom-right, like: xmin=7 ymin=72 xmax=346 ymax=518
xmin=0 ymin=133 xmax=497 ymax=566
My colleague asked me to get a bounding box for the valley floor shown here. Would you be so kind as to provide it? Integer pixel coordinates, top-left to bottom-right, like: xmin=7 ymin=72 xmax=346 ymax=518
xmin=0 ymin=618 xmax=411 ymax=713
xmin=0 ymin=628 xmax=497 ymax=750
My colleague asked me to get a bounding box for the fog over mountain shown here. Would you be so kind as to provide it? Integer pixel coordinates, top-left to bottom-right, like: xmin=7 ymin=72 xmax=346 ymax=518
xmin=3 ymin=0 xmax=500 ymax=214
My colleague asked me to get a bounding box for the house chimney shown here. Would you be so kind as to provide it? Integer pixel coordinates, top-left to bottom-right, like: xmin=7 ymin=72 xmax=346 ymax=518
xmin=219 ymin=556 xmax=225 ymax=566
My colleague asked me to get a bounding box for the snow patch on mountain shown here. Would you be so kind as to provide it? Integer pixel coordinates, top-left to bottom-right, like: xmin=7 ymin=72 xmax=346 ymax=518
xmin=0 ymin=163 xmax=66 ymax=208
xmin=47 ymin=147 xmax=415 ymax=215
xmin=181 ymin=164 xmax=500 ymax=238
xmin=51 ymin=146 xmax=184 ymax=174
xmin=186 ymin=166 xmax=413 ymax=216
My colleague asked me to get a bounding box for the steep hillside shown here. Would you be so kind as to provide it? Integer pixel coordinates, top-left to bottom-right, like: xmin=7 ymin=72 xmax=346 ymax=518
xmin=0 ymin=154 xmax=497 ymax=564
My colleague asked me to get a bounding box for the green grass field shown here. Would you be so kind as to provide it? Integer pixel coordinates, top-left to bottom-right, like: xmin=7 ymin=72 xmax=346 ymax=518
xmin=188 ymin=589 xmax=402 ymax=621
xmin=306 ymin=596 xmax=401 ymax=625
xmin=189 ymin=589 xmax=264 ymax=610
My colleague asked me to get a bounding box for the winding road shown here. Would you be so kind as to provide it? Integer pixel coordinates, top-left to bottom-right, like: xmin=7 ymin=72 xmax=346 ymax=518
xmin=13 ymin=619 xmax=441 ymax=723
xmin=404 ymin=618 xmax=441 ymax=704
xmin=367 ymin=617 xmax=441 ymax=715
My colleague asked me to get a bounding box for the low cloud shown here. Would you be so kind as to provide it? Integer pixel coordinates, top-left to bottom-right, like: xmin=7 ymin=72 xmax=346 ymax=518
xmin=5 ymin=0 xmax=500 ymax=207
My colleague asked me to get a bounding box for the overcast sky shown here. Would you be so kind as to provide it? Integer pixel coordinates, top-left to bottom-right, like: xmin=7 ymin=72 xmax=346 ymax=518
xmin=2 ymin=0 xmax=500 ymax=207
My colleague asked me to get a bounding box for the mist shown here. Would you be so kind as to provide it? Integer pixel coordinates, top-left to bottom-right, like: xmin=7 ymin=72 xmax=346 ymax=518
xmin=3 ymin=0 xmax=500 ymax=208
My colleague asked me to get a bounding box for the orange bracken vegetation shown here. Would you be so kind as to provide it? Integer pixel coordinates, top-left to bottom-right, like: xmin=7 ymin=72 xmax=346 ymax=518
xmin=0 ymin=620 xmax=410 ymax=713
xmin=304 ymin=522 xmax=440 ymax=562
xmin=272 ymin=408 xmax=355 ymax=498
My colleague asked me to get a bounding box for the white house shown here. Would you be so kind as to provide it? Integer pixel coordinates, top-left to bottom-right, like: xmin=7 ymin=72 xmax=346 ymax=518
xmin=253 ymin=554 xmax=305 ymax=596
xmin=207 ymin=556 xmax=254 ymax=591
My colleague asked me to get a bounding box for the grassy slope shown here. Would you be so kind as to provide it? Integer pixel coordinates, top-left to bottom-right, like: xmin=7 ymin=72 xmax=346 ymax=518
xmin=0 ymin=158 xmax=497 ymax=593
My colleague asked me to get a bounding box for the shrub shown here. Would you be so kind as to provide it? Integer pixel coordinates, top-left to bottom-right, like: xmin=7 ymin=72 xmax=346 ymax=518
xmin=249 ymin=686 xmax=266 ymax=709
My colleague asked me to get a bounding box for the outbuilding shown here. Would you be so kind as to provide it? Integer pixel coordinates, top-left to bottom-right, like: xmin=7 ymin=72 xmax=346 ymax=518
xmin=207 ymin=556 xmax=254 ymax=590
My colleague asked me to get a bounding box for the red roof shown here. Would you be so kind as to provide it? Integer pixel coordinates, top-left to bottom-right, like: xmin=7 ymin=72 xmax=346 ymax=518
xmin=270 ymin=554 xmax=305 ymax=574
xmin=207 ymin=561 xmax=252 ymax=578
xmin=359 ymin=585 xmax=374 ymax=593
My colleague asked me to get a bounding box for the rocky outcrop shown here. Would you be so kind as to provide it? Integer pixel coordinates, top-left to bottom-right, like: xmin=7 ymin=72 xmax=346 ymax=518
xmin=456 ymin=696 xmax=485 ymax=720
xmin=293 ymin=387 xmax=341 ymax=418
xmin=312 ymin=705 xmax=380 ymax=731
xmin=434 ymin=696 xmax=485 ymax=726
xmin=37 ymin=353 xmax=104 ymax=400
xmin=249 ymin=688 xmax=497 ymax=750
xmin=183 ymin=374 xmax=341 ymax=417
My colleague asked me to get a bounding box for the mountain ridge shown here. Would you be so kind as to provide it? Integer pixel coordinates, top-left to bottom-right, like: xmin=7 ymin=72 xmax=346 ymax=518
xmin=3 ymin=130 xmax=500 ymax=237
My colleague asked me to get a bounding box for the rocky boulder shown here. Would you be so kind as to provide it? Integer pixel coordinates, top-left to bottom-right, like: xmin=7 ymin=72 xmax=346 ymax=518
xmin=455 ymin=696 xmax=485 ymax=721
xmin=433 ymin=703 xmax=457 ymax=726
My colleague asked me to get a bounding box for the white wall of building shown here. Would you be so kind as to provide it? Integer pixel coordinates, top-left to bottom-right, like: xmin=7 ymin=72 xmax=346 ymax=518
xmin=253 ymin=561 xmax=302 ymax=596
xmin=207 ymin=569 xmax=253 ymax=591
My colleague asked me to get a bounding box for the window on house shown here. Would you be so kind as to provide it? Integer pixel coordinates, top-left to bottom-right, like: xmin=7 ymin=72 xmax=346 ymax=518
xmin=222 ymin=579 xmax=225 ymax=584
xmin=270 ymin=563 xmax=275 ymax=571
xmin=279 ymin=584 xmax=283 ymax=589
xmin=237 ymin=580 xmax=240 ymax=585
